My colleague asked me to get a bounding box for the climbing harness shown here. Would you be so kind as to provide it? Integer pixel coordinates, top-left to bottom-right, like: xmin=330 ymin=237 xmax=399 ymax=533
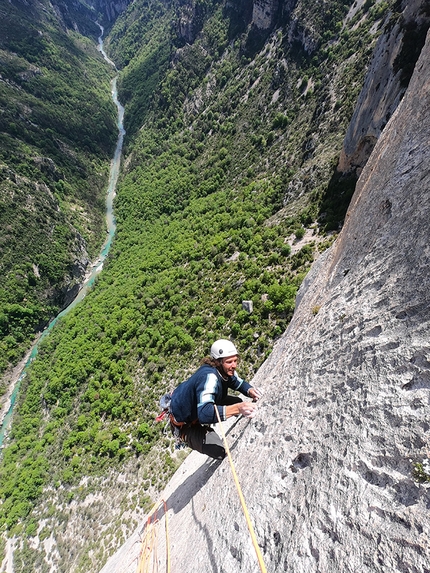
xmin=169 ymin=414 xmax=201 ymax=449
xmin=215 ymin=407 xmax=268 ymax=573
xmin=168 ymin=413 xmax=186 ymax=446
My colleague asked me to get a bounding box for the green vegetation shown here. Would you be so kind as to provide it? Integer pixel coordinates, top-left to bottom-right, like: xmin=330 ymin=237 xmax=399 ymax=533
xmin=0 ymin=0 xmax=117 ymax=373
xmin=0 ymin=0 xmax=400 ymax=570
xmin=413 ymin=460 xmax=430 ymax=483
xmin=0 ymin=181 xmax=311 ymax=530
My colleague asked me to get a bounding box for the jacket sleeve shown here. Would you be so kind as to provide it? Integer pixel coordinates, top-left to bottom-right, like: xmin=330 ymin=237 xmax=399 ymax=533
xmin=229 ymin=371 xmax=252 ymax=396
xmin=197 ymin=371 xmax=226 ymax=424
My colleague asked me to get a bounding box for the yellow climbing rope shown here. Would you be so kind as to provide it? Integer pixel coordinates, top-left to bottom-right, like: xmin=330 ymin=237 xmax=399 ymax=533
xmin=136 ymin=410 xmax=266 ymax=573
xmin=136 ymin=510 xmax=157 ymax=573
xmin=136 ymin=499 xmax=170 ymax=573
xmin=163 ymin=499 xmax=170 ymax=573
xmin=215 ymin=407 xmax=268 ymax=573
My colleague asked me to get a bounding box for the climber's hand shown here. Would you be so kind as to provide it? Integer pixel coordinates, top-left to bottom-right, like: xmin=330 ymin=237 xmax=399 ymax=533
xmin=238 ymin=401 xmax=257 ymax=418
xmin=248 ymin=387 xmax=263 ymax=402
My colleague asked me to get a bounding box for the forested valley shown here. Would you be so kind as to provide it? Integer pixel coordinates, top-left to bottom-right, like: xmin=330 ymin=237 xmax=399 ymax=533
xmin=0 ymin=0 xmax=118 ymax=374
xmin=0 ymin=0 xmax=425 ymax=570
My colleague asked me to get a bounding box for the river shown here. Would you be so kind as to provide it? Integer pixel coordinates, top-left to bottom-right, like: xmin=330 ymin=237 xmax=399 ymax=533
xmin=0 ymin=28 xmax=125 ymax=446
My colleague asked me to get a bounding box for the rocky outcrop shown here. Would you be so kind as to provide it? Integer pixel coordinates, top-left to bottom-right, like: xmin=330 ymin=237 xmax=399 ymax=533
xmin=338 ymin=0 xmax=430 ymax=174
xmin=174 ymin=0 xmax=212 ymax=46
xmin=94 ymin=0 xmax=131 ymax=23
xmin=252 ymin=0 xmax=279 ymax=30
xmin=251 ymin=0 xmax=300 ymax=32
xmin=100 ymin=28 xmax=430 ymax=573
xmin=59 ymin=231 xmax=90 ymax=309
xmin=106 ymin=0 xmax=130 ymax=22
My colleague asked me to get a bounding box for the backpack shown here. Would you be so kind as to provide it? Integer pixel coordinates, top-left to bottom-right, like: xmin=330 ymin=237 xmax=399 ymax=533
xmin=155 ymin=393 xmax=172 ymax=422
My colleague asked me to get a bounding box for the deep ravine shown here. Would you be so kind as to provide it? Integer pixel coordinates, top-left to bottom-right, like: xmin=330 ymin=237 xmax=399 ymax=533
xmin=0 ymin=28 xmax=124 ymax=449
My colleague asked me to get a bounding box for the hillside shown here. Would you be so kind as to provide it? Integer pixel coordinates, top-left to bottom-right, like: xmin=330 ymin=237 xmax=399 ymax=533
xmin=1 ymin=0 xmax=429 ymax=572
xmin=0 ymin=0 xmax=117 ymax=378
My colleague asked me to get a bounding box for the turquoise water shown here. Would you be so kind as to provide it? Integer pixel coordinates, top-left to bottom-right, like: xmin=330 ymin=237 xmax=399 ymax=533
xmin=0 ymin=32 xmax=124 ymax=446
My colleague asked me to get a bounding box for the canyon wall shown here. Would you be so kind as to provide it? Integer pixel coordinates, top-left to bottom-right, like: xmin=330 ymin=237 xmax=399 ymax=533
xmin=94 ymin=0 xmax=130 ymax=22
xmin=338 ymin=0 xmax=430 ymax=174
xmin=252 ymin=0 xmax=279 ymax=30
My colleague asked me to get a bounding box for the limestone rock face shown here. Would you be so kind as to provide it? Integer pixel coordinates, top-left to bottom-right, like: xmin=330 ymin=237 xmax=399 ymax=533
xmin=252 ymin=0 xmax=279 ymax=30
xmin=174 ymin=0 xmax=214 ymax=46
xmin=94 ymin=0 xmax=130 ymax=22
xmin=338 ymin=0 xmax=430 ymax=174
xmin=176 ymin=2 xmax=200 ymax=45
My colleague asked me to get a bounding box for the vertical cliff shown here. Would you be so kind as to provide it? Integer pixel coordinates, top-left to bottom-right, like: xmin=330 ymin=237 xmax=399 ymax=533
xmin=252 ymin=0 xmax=279 ymax=30
xmin=101 ymin=27 xmax=430 ymax=573
xmin=338 ymin=0 xmax=430 ymax=174
xmin=93 ymin=0 xmax=131 ymax=23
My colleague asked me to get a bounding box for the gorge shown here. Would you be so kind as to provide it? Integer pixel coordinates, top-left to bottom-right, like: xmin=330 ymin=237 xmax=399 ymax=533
xmin=0 ymin=0 xmax=429 ymax=572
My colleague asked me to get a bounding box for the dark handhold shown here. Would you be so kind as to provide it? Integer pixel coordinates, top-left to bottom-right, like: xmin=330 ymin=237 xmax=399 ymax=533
xmin=230 ymin=546 xmax=241 ymax=561
xmin=291 ymin=452 xmax=312 ymax=472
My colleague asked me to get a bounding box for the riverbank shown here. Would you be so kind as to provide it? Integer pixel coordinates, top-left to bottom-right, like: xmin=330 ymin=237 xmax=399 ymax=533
xmin=0 ymin=342 xmax=38 ymax=427
xmin=0 ymin=28 xmax=124 ymax=449
xmin=0 ymin=253 xmax=103 ymax=430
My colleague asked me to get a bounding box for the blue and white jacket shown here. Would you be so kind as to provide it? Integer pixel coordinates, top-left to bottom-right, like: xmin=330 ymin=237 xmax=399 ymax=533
xmin=170 ymin=364 xmax=252 ymax=425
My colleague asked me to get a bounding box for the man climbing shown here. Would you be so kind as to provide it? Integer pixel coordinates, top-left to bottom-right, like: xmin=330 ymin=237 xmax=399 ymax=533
xmin=168 ymin=339 xmax=262 ymax=459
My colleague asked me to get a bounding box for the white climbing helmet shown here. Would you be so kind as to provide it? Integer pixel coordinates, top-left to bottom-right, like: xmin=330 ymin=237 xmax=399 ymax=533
xmin=210 ymin=339 xmax=238 ymax=360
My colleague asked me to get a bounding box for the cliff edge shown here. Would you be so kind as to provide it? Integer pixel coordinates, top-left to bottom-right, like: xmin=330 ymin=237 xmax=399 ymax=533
xmin=338 ymin=0 xmax=430 ymax=174
xmin=100 ymin=29 xmax=430 ymax=573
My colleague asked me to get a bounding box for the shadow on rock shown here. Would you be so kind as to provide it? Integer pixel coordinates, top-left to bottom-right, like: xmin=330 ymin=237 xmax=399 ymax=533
xmin=190 ymin=497 xmax=220 ymax=573
xmin=165 ymin=457 xmax=223 ymax=515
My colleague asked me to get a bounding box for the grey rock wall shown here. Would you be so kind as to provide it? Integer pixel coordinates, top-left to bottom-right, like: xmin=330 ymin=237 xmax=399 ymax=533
xmin=252 ymin=0 xmax=279 ymax=30
xmin=95 ymin=0 xmax=131 ymax=22
xmin=338 ymin=0 xmax=430 ymax=174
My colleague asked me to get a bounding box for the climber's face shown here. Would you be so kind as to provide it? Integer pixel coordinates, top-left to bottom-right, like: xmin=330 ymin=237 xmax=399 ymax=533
xmin=219 ymin=355 xmax=238 ymax=378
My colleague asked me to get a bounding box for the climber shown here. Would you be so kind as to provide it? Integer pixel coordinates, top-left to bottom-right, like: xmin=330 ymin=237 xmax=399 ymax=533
xmin=168 ymin=339 xmax=262 ymax=460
